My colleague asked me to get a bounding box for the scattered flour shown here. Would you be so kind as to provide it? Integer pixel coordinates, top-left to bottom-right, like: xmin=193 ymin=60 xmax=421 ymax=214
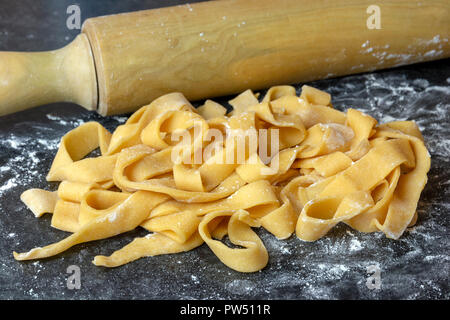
xmin=191 ymin=275 xmax=200 ymax=284
xmin=0 ymin=133 xmax=60 ymax=197
xmin=0 ymin=178 xmax=17 ymax=194
xmin=226 ymin=279 xmax=256 ymax=295
xmin=46 ymin=113 xmax=85 ymax=127
xmin=0 ymin=112 xmax=127 ymax=201
xmin=349 ymin=238 xmax=363 ymax=252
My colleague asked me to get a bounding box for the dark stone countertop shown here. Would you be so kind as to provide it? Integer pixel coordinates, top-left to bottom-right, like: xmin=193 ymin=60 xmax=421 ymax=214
xmin=0 ymin=0 xmax=449 ymax=300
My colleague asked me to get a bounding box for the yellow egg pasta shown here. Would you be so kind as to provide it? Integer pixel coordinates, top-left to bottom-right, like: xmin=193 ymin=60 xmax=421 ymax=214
xmin=13 ymin=85 xmax=431 ymax=273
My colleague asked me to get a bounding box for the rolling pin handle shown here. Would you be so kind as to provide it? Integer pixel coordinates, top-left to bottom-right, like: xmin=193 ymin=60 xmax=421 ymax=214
xmin=0 ymin=33 xmax=97 ymax=116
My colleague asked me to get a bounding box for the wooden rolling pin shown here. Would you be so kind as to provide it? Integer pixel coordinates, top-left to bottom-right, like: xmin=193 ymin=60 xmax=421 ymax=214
xmin=0 ymin=0 xmax=449 ymax=116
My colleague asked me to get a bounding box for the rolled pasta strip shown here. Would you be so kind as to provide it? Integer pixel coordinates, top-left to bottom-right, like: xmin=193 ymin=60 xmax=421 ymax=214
xmin=50 ymin=200 xmax=81 ymax=233
xmin=291 ymin=139 xmax=416 ymax=240
xmin=258 ymin=186 xmax=298 ymax=239
xmin=283 ymin=174 xmax=324 ymax=210
xmin=262 ymin=85 xmax=297 ymax=103
xmin=106 ymin=92 xmax=195 ymax=155
xmin=199 ymin=210 xmax=268 ymax=273
xmin=145 ymin=180 xmax=279 ymax=221
xmin=248 ymin=102 xmax=306 ymax=149
xmin=269 ymin=96 xmax=346 ymax=129
xmin=296 ymin=191 xmax=374 ymax=241
xmin=379 ymin=121 xmax=425 ymax=141
xmin=57 ymin=181 xmax=100 ymax=203
xmin=297 ymin=123 xmax=354 ymax=158
xmin=78 ymin=189 xmax=131 ymax=226
xmin=319 ymin=138 xmax=415 ymax=198
xmin=93 ymin=215 xmax=226 ymax=268
xmin=141 ymin=178 xmax=285 ymax=245
xmin=113 ymin=142 xmax=247 ymax=202
xmin=142 ymin=211 xmax=201 ymax=244
xmin=196 ymin=100 xmax=227 ymax=120
xmin=47 ymin=181 xmax=119 ymax=232
xmin=211 ymin=217 xmax=230 ymax=239
xmin=300 ymin=85 xmax=332 ymax=106
xmin=46 ymin=122 xmax=112 ymax=182
xmin=345 ymin=108 xmax=377 ymax=161
xmin=13 ymin=191 xmax=167 ymax=260
xmin=346 ymin=109 xmax=377 ymax=145
xmin=20 ymin=189 xmax=58 ymax=218
xmin=105 ymin=108 xmax=149 ymax=155
xmin=173 ymin=164 xmax=205 ymax=192
xmin=93 ymin=232 xmax=205 ymax=268
xmin=346 ymin=139 xmax=372 ymax=162
xmin=235 ymin=146 xmax=305 ymax=183
xmin=296 ymin=176 xmax=335 ymax=207
xmin=295 ymin=151 xmax=353 ymax=177
xmin=49 ymin=155 xmax=118 ymax=184
xmin=372 ymin=125 xmax=430 ymax=239
xmin=228 ymin=89 xmax=259 ymax=115
xmin=345 ymin=167 xmax=401 ymax=232
xmin=140 ymin=110 xmax=207 ymax=152
xmin=119 ymin=145 xmax=168 ymax=182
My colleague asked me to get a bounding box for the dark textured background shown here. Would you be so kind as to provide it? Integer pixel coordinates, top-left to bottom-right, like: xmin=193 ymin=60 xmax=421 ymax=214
xmin=0 ymin=0 xmax=449 ymax=300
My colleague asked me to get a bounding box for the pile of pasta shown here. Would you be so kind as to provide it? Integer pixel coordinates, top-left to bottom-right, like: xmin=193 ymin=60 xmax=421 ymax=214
xmin=14 ymin=85 xmax=430 ymax=272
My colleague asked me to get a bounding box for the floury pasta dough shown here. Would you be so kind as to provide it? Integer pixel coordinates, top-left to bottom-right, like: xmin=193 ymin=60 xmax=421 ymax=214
xmin=14 ymin=85 xmax=430 ymax=272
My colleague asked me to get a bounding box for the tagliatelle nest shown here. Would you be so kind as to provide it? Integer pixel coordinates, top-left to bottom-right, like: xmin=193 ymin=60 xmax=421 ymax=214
xmin=14 ymin=85 xmax=430 ymax=272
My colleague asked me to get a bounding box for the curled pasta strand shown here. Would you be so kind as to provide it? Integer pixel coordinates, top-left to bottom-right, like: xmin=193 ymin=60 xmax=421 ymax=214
xmin=13 ymin=191 xmax=167 ymax=260
xmin=199 ymin=210 xmax=269 ymax=273
xmin=93 ymin=232 xmax=205 ymax=268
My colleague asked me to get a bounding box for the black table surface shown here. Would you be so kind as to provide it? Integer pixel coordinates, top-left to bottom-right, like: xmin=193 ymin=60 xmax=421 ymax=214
xmin=0 ymin=0 xmax=449 ymax=300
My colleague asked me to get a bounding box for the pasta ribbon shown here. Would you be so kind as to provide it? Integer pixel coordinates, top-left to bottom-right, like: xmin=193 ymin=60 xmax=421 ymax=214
xmin=198 ymin=210 xmax=269 ymax=273
xmin=14 ymin=85 xmax=431 ymax=272
xmin=14 ymin=191 xmax=168 ymax=260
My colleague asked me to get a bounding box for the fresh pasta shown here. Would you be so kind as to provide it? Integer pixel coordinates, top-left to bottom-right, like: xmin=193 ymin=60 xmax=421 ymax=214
xmin=13 ymin=85 xmax=430 ymax=272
